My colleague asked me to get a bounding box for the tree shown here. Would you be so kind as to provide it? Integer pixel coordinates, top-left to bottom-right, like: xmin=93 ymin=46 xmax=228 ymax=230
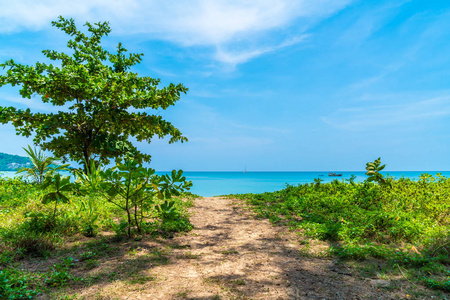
xmin=0 ymin=17 xmax=188 ymax=173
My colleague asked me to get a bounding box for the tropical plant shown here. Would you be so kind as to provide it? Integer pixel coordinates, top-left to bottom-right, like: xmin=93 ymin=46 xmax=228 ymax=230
xmin=158 ymin=170 xmax=193 ymax=199
xmin=365 ymin=157 xmax=389 ymax=186
xmin=234 ymin=167 xmax=450 ymax=293
xmin=73 ymin=159 xmax=104 ymax=192
xmin=313 ymin=177 xmax=323 ymax=187
xmin=16 ymin=145 xmax=69 ymax=184
xmin=346 ymin=174 xmax=357 ymax=185
xmin=73 ymin=161 xmax=104 ymax=237
xmin=155 ymin=200 xmax=179 ymax=221
xmin=41 ymin=172 xmax=73 ymax=221
xmin=100 ymin=159 xmax=192 ymax=237
xmin=0 ymin=17 xmax=188 ymax=173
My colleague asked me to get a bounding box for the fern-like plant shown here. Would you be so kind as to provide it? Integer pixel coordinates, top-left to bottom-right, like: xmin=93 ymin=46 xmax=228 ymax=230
xmin=365 ymin=157 xmax=389 ymax=186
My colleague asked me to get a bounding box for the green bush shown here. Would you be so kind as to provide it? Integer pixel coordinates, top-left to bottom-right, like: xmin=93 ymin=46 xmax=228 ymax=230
xmin=234 ymin=171 xmax=450 ymax=292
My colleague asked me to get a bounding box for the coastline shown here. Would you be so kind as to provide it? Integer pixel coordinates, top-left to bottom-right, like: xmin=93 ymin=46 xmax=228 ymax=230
xmin=4 ymin=170 xmax=450 ymax=197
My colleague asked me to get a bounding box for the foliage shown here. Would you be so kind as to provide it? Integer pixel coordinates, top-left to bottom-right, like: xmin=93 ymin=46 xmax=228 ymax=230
xmin=23 ymin=212 xmax=55 ymax=233
xmin=16 ymin=145 xmax=69 ymax=184
xmin=0 ymin=17 xmax=188 ymax=173
xmin=0 ymin=174 xmax=194 ymax=297
xmin=100 ymin=159 xmax=192 ymax=237
xmin=234 ymin=171 xmax=450 ymax=292
xmin=0 ymin=268 xmax=40 ymax=299
xmin=73 ymin=161 xmax=105 ymax=237
xmin=156 ymin=200 xmax=179 ymax=221
xmin=424 ymin=278 xmax=450 ymax=292
xmin=45 ymin=257 xmax=75 ymax=287
xmin=365 ymin=157 xmax=389 ymax=186
xmin=313 ymin=177 xmax=323 ymax=187
xmin=9 ymin=230 xmax=55 ymax=258
xmin=41 ymin=172 xmax=73 ymax=221
xmin=73 ymin=159 xmax=104 ymax=192
xmin=158 ymin=216 xmax=193 ymax=235
xmin=0 ymin=176 xmax=38 ymax=208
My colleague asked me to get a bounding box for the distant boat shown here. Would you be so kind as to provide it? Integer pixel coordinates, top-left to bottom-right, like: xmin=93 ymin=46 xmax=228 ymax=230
xmin=244 ymin=165 xmax=247 ymax=173
xmin=328 ymin=173 xmax=342 ymax=177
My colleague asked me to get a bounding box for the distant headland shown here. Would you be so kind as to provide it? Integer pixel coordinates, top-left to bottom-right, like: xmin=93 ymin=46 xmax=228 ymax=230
xmin=0 ymin=152 xmax=31 ymax=171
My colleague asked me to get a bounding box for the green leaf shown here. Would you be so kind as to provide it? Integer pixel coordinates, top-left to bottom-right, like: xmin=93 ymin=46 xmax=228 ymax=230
xmin=42 ymin=192 xmax=58 ymax=204
xmin=58 ymin=193 xmax=70 ymax=204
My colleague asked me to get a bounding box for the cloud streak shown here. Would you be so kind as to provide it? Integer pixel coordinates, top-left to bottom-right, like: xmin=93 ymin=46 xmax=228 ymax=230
xmin=322 ymin=95 xmax=450 ymax=131
xmin=0 ymin=0 xmax=352 ymax=66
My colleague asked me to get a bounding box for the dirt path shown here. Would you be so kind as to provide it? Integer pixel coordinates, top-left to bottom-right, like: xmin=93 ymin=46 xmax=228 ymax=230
xmin=77 ymin=197 xmax=393 ymax=299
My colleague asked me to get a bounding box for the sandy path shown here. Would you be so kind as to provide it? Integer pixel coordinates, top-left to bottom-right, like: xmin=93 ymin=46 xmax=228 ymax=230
xmin=136 ymin=197 xmax=386 ymax=300
xmin=77 ymin=197 xmax=394 ymax=299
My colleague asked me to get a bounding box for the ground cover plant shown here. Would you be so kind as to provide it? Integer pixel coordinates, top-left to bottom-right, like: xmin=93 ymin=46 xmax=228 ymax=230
xmin=233 ymin=158 xmax=450 ymax=295
xmin=0 ymin=165 xmax=195 ymax=298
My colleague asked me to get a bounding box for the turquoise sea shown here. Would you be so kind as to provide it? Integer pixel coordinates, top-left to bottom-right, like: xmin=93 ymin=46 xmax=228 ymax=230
xmin=178 ymin=171 xmax=450 ymax=196
xmin=3 ymin=170 xmax=450 ymax=197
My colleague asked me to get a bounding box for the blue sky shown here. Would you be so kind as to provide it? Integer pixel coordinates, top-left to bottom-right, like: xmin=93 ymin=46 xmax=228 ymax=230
xmin=1 ymin=0 xmax=450 ymax=171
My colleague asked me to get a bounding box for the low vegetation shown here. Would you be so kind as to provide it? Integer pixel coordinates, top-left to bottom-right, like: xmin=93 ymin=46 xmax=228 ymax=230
xmin=233 ymin=158 xmax=450 ymax=295
xmin=0 ymin=156 xmax=195 ymax=298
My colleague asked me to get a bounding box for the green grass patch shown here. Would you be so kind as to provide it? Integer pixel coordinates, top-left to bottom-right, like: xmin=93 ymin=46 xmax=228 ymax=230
xmin=232 ymin=173 xmax=450 ymax=293
xmin=0 ymin=176 xmax=195 ymax=297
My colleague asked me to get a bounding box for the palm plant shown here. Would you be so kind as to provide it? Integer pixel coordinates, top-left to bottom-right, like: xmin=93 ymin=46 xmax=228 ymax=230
xmin=16 ymin=145 xmax=69 ymax=184
xmin=41 ymin=172 xmax=73 ymax=221
xmin=73 ymin=160 xmax=104 ymax=237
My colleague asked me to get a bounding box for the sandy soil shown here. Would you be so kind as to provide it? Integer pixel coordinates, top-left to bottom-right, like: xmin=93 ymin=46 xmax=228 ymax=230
xmin=69 ymin=197 xmax=399 ymax=299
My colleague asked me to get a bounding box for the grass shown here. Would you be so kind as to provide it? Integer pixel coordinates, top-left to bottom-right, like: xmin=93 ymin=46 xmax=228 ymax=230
xmin=0 ymin=176 xmax=196 ymax=298
xmin=221 ymin=250 xmax=239 ymax=255
xmin=175 ymin=252 xmax=201 ymax=259
xmin=232 ymin=173 xmax=450 ymax=294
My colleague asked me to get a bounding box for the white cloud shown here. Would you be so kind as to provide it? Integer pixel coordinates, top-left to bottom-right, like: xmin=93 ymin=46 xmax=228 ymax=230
xmin=336 ymin=1 xmax=410 ymax=48
xmin=322 ymin=94 xmax=450 ymax=131
xmin=0 ymin=0 xmax=136 ymax=33
xmin=214 ymin=35 xmax=308 ymax=68
xmin=0 ymin=0 xmax=352 ymax=66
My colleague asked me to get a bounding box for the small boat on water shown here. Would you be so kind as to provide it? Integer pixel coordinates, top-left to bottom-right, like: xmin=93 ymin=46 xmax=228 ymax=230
xmin=328 ymin=173 xmax=343 ymax=177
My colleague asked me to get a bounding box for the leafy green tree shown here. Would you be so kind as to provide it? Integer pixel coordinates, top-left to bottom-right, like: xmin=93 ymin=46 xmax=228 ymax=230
xmin=0 ymin=16 xmax=188 ymax=173
xmin=16 ymin=145 xmax=69 ymax=184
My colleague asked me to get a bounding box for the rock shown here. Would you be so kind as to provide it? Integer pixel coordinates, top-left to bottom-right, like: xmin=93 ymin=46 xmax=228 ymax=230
xmin=369 ymin=279 xmax=390 ymax=287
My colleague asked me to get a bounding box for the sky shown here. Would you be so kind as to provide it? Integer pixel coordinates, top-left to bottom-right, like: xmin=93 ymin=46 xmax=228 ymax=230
xmin=1 ymin=0 xmax=450 ymax=171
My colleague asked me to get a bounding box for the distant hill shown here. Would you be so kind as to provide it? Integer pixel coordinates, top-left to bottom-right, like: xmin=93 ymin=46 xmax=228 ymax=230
xmin=0 ymin=152 xmax=31 ymax=171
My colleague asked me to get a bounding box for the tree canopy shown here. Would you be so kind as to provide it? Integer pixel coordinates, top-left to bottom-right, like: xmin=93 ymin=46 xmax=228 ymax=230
xmin=0 ymin=16 xmax=188 ymax=172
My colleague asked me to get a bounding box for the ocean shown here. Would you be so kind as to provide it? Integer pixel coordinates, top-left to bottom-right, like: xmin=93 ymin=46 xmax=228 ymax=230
xmin=3 ymin=170 xmax=450 ymax=197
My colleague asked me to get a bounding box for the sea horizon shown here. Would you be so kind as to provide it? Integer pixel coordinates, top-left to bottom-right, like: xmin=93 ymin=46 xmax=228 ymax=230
xmin=3 ymin=170 xmax=450 ymax=197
